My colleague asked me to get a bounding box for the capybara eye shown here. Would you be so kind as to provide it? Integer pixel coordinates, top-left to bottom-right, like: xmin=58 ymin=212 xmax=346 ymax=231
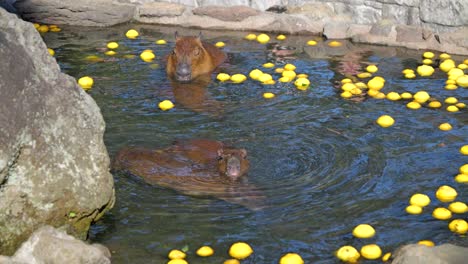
xmin=217 ymin=156 xmax=223 ymax=161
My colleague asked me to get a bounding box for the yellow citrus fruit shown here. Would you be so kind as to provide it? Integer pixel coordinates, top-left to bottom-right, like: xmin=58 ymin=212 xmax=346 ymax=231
xmin=376 ymin=115 xmax=395 ymax=128
xmin=413 ymin=91 xmax=430 ymax=103
xmin=140 ymin=50 xmax=155 ymax=62
xmin=445 ymin=97 xmax=458 ymax=104
xmin=282 ymin=70 xmax=296 ymax=79
xmin=405 ymin=72 xmax=416 ymax=79
xmin=126 ymin=29 xmax=139 ymax=39
xmin=249 ymin=69 xmax=263 ymax=80
xmin=352 ymin=224 xmax=376 ymax=239
xmin=455 ymin=173 xmax=468 ymax=183
xmin=336 ymin=245 xmax=360 ymax=263
xmin=428 ymin=101 xmax=442 ymax=108
xmin=423 ymin=51 xmax=434 ymax=59
xmin=244 ymin=33 xmax=257 ymax=40
xmin=460 ymin=164 xmax=468 ymax=174
xmin=47 ymin=48 xmax=55 ymax=56
xmin=406 ymin=205 xmax=423 ymax=215
xmin=105 ymin=50 xmax=116 ymax=56
xmin=263 ymin=92 xmax=275 ymax=99
xmin=357 ymin=72 xmax=372 ymax=78
xmin=459 ymin=145 xmax=468 ymax=155
xmin=78 ymin=76 xmax=94 ymax=90
xmin=215 ymin=41 xmax=225 ymax=48
xmin=409 ymin=193 xmax=431 ymax=207
xmin=279 ymin=253 xmax=304 ymax=264
xmin=158 ymin=100 xmax=174 ymax=111
xmin=107 ymin=42 xmax=119 ymax=49
xmin=307 ymin=40 xmax=317 ymax=46
xmin=456 ymin=102 xmax=466 ymax=108
xmin=341 ymin=91 xmax=353 ymax=98
xmin=418 ymin=240 xmax=435 ymax=247
xmin=438 ymin=123 xmax=452 ymax=131
xmin=256 ymin=33 xmax=270 ymax=44
xmin=284 ymin=63 xmax=296 ymax=71
xmin=436 ymin=185 xmax=458 ymax=202
xmin=401 ymin=92 xmax=412 ymax=99
xmin=196 ymin=246 xmax=214 ymax=257
xmin=168 ymin=249 xmax=186 ymax=260
xmin=229 ymin=242 xmax=253 ymax=260
xmin=448 ymin=201 xmax=468 ymax=214
xmin=294 ymin=77 xmax=310 ymax=90
xmin=263 ymin=62 xmax=275 ymax=68
xmin=360 ymin=244 xmax=382 ymax=260
xmin=417 ymin=65 xmax=434 ymax=76
xmin=366 ymin=65 xmax=378 ymax=73
xmin=432 ymin=207 xmax=452 ymax=220
xmin=328 ymin=40 xmax=342 ymax=47
xmin=276 ymin=34 xmax=286 ymax=40
xmin=382 ymin=252 xmax=392 ymax=261
xmin=367 ymin=78 xmax=384 ymax=90
xmin=446 ymin=105 xmax=459 ymax=112
xmin=258 ymin=73 xmax=273 ymax=83
xmin=448 ymin=219 xmax=468 ymax=234
xmin=230 ymin=74 xmax=247 ymax=83
xmin=217 ymin=73 xmax=231 ymax=82
xmin=386 ymin=92 xmax=401 ymax=101
xmin=156 ymin=39 xmax=167 ymax=45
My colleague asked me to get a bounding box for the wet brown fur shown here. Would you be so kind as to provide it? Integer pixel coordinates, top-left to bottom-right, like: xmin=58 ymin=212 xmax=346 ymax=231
xmin=166 ymin=34 xmax=226 ymax=81
xmin=112 ymin=139 xmax=264 ymax=210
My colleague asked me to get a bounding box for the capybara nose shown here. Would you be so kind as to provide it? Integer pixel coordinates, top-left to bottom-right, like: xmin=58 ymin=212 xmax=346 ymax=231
xmin=176 ymin=63 xmax=191 ymax=81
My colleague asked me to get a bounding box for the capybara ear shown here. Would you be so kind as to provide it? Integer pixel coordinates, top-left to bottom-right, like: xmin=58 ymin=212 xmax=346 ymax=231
xmin=175 ymin=31 xmax=180 ymax=40
xmin=240 ymin=149 xmax=248 ymax=158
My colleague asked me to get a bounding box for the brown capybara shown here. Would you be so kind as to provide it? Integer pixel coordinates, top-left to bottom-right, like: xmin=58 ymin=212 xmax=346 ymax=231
xmin=166 ymin=32 xmax=226 ymax=82
xmin=112 ymin=139 xmax=265 ymax=210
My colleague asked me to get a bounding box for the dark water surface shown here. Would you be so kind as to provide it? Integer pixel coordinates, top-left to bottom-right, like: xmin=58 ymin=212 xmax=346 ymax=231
xmin=43 ymin=24 xmax=467 ymax=263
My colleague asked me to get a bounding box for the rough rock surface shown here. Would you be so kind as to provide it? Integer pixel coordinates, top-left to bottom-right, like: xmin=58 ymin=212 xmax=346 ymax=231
xmin=14 ymin=0 xmax=135 ymax=26
xmin=193 ymin=5 xmax=260 ymax=22
xmin=137 ymin=2 xmax=186 ymax=18
xmin=0 ymin=226 xmax=111 ymax=264
xmin=391 ymin=244 xmax=468 ymax=264
xmin=0 ymin=8 xmax=115 ymax=255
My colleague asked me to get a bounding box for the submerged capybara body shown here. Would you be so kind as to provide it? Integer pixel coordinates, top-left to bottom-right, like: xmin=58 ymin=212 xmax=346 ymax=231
xmin=166 ymin=32 xmax=226 ymax=82
xmin=112 ymin=139 xmax=265 ymax=210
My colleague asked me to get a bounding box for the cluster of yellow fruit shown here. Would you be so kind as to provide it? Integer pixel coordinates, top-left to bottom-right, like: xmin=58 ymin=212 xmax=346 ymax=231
xmin=244 ymin=33 xmax=270 ymax=44
xmin=33 ymin=23 xmax=61 ymax=33
xmin=34 ymin=23 xmax=61 ymax=56
xmin=405 ymin=161 xmax=468 ymax=235
xmin=336 ymin=224 xmax=390 ymax=262
xmin=216 ymin=62 xmax=311 ymax=99
xmin=166 ymin=242 xmax=254 ymax=264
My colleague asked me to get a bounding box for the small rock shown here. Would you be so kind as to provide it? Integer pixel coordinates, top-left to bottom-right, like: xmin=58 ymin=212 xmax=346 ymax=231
xmin=193 ymin=5 xmax=260 ymax=22
xmin=138 ymin=2 xmax=186 ymax=18
xmin=396 ymin=25 xmax=424 ymax=42
xmin=1 ymin=226 xmax=111 ymax=264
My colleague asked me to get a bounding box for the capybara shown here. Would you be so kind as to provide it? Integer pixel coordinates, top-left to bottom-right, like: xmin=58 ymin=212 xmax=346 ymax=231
xmin=166 ymin=32 xmax=226 ymax=82
xmin=112 ymin=139 xmax=265 ymax=210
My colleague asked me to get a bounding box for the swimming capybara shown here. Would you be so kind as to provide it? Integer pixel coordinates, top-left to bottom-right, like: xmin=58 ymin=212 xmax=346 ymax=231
xmin=112 ymin=139 xmax=265 ymax=210
xmin=166 ymin=32 xmax=226 ymax=82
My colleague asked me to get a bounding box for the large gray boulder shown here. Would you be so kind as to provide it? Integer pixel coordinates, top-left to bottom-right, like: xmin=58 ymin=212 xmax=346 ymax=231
xmin=391 ymin=244 xmax=468 ymax=264
xmin=0 ymin=226 xmax=111 ymax=264
xmin=0 ymin=8 xmax=115 ymax=255
xmin=14 ymin=0 xmax=135 ymax=26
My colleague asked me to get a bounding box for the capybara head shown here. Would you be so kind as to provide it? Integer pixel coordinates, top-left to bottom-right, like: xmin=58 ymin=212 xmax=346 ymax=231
xmin=217 ymin=148 xmax=249 ymax=180
xmin=167 ymin=32 xmax=209 ymax=82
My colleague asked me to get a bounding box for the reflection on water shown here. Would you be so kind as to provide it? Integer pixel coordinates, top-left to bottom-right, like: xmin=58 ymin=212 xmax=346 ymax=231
xmin=43 ymin=24 xmax=468 ymax=263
